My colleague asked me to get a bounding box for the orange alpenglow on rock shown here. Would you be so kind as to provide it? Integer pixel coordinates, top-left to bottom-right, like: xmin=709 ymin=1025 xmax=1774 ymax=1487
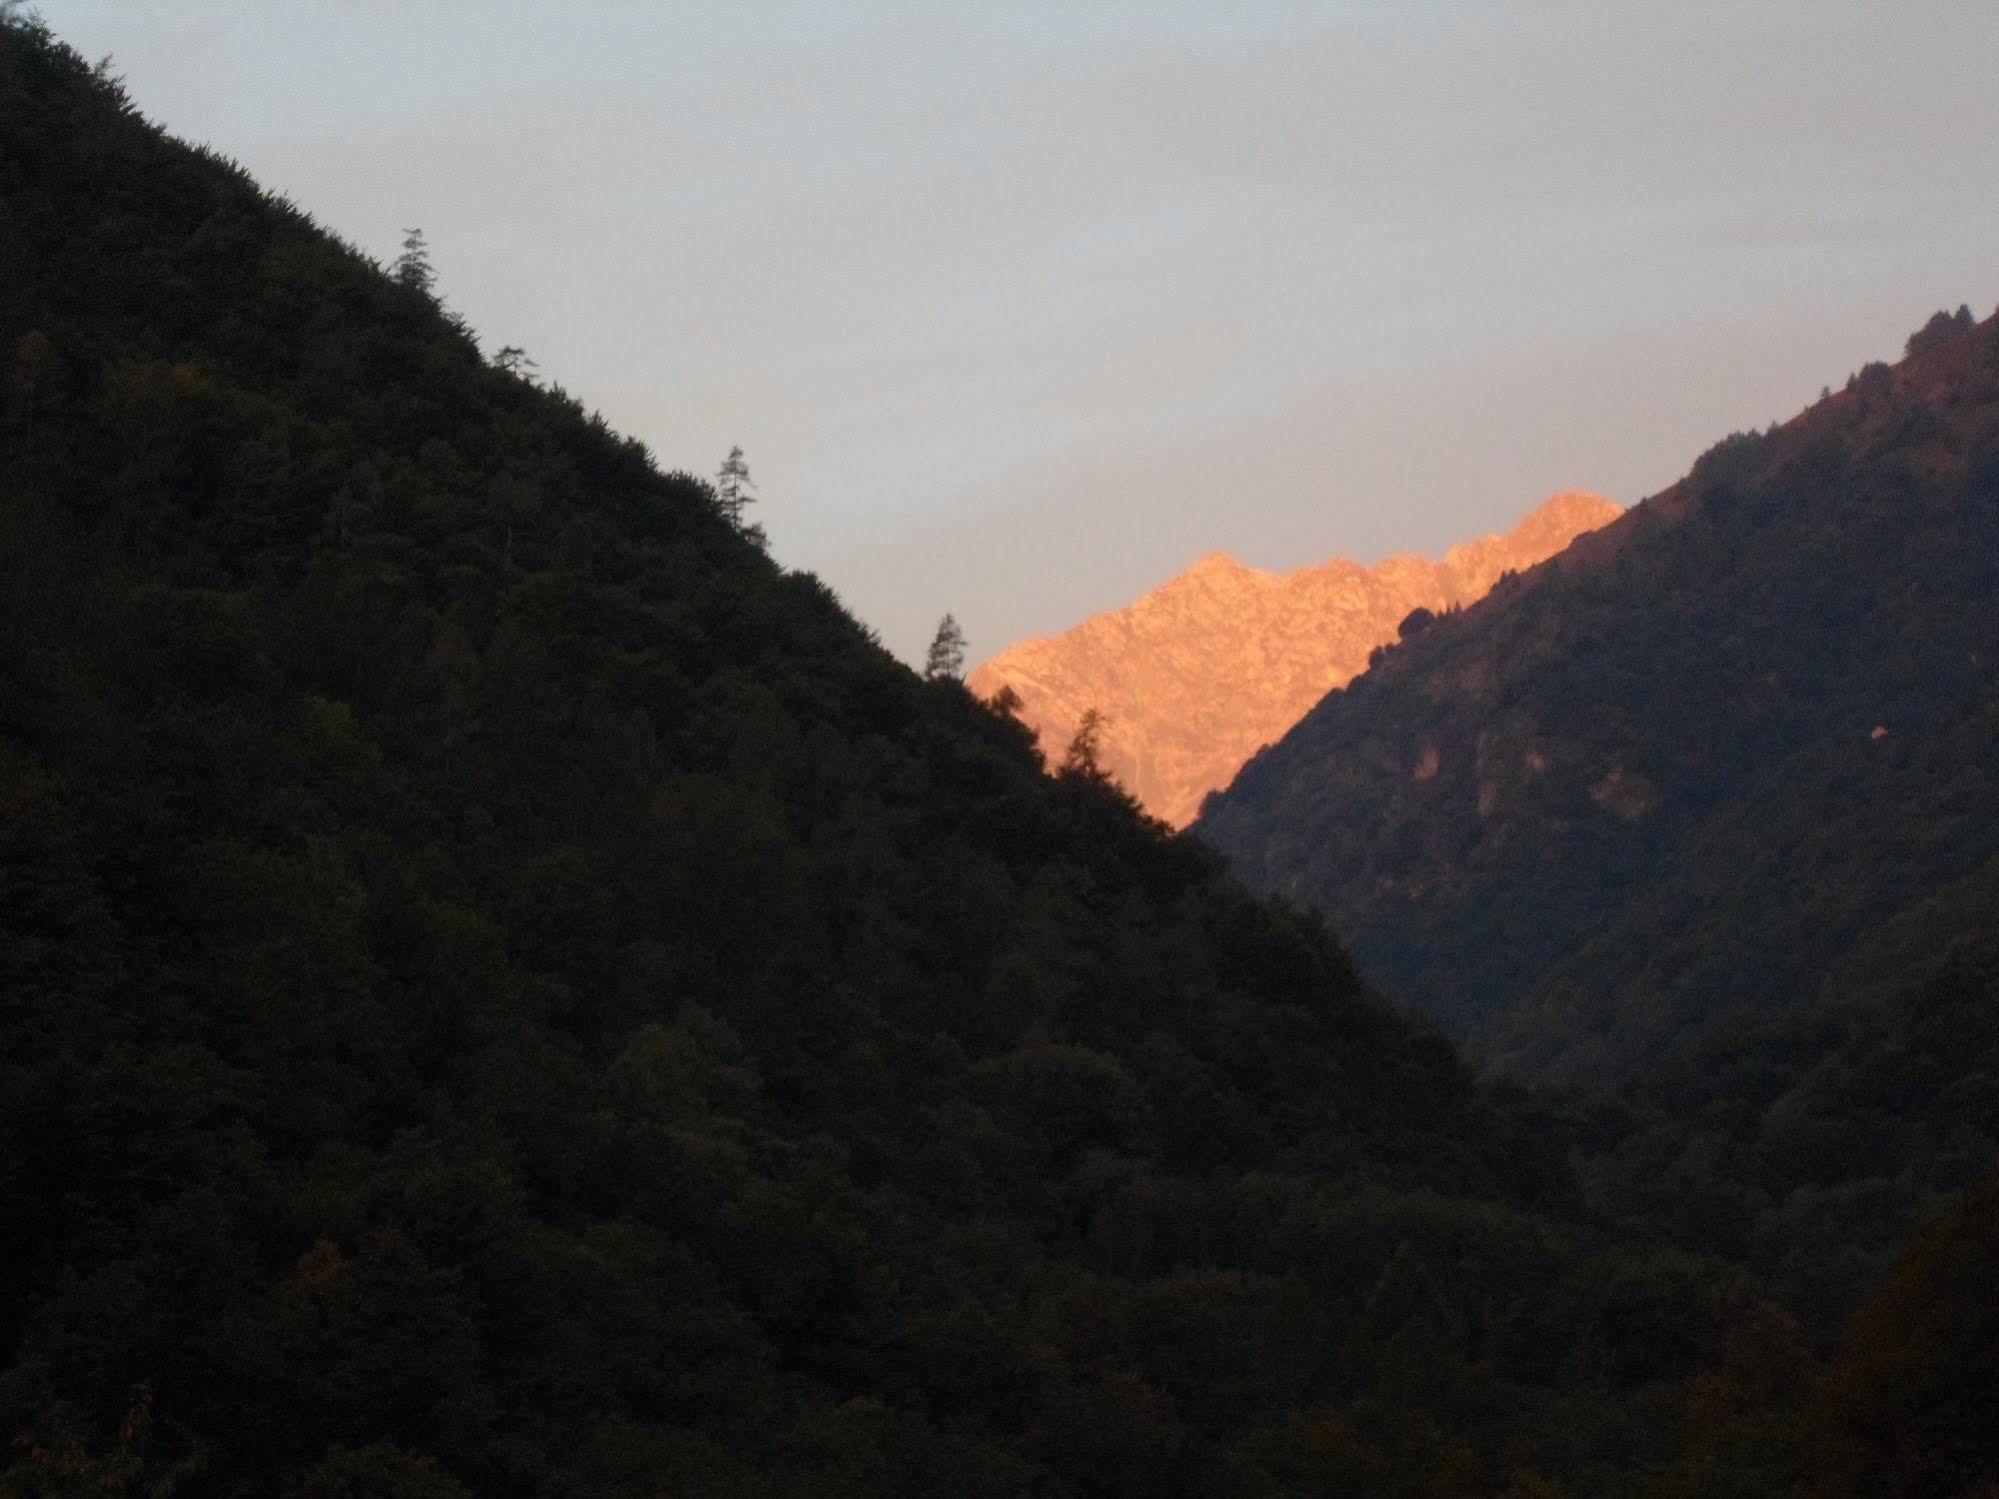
xmin=968 ymin=492 xmax=1621 ymax=827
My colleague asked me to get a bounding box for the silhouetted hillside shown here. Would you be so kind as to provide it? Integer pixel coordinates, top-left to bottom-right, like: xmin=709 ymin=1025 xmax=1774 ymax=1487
xmin=12 ymin=15 xmax=1999 ymax=1496
xmin=0 ymin=19 xmax=1793 ymax=1498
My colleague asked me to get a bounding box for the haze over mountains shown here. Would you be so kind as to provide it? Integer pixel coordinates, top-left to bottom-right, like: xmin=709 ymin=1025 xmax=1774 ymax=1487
xmin=969 ymin=492 xmax=1619 ymax=826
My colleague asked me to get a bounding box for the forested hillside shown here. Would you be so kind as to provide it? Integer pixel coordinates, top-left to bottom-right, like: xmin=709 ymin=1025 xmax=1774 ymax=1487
xmin=5 ymin=16 xmax=1996 ymax=1498
xmin=1202 ymin=302 xmax=1999 ymax=1071
xmin=0 ymin=19 xmax=1755 ymax=1497
xmin=1199 ymin=301 xmax=1999 ymax=1350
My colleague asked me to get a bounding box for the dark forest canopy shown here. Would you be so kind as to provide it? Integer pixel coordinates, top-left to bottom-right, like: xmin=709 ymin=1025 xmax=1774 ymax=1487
xmin=1 ymin=14 xmax=1994 ymax=1497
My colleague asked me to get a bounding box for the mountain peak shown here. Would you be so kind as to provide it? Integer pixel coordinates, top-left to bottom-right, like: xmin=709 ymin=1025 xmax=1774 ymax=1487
xmin=969 ymin=493 xmax=1618 ymax=825
xmin=1188 ymin=550 xmax=1247 ymax=572
xmin=1443 ymin=490 xmax=1621 ymax=567
xmin=1519 ymin=490 xmax=1621 ymax=534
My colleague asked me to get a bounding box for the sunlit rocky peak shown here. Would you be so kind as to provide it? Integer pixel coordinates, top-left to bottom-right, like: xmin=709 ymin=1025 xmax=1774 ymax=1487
xmin=969 ymin=492 xmax=1620 ymax=826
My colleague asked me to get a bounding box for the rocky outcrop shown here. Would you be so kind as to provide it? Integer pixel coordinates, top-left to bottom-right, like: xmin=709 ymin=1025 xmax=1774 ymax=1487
xmin=968 ymin=492 xmax=1620 ymax=826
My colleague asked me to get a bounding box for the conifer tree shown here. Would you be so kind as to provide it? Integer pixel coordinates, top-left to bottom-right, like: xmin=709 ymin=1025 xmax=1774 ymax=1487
xmin=1062 ymin=707 xmax=1107 ymax=778
xmin=924 ymin=613 xmax=967 ymax=681
xmin=714 ymin=444 xmax=764 ymax=548
xmin=493 ymin=344 xmax=538 ymax=382
xmin=393 ymin=227 xmax=436 ymax=297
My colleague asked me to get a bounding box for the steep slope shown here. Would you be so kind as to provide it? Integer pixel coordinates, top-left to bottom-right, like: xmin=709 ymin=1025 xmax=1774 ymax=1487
xmin=1199 ymin=308 xmax=1999 ymax=1085
xmin=1197 ymin=312 xmax=1999 ymax=1366
xmin=0 ymin=21 xmax=1766 ymax=1499
xmin=968 ymin=493 xmax=1618 ymax=827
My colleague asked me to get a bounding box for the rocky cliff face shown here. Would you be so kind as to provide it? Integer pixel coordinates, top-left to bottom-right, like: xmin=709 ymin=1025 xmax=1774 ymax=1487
xmin=968 ymin=492 xmax=1620 ymax=826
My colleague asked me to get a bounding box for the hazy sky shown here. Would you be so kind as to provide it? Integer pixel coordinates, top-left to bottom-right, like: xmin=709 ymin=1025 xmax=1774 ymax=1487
xmin=43 ymin=3 xmax=1999 ymax=664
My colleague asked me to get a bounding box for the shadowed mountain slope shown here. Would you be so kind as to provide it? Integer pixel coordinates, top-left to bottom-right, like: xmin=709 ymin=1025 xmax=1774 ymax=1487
xmin=1200 ymin=307 xmax=1999 ymax=1089
xmin=1197 ymin=311 xmax=1999 ymax=1384
xmin=970 ymin=492 xmax=1618 ymax=827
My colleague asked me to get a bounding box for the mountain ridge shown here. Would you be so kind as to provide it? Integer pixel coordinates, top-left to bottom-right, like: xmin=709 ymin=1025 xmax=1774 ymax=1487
xmin=970 ymin=490 xmax=1620 ymax=826
xmin=1199 ymin=304 xmax=1999 ymax=1078
xmin=1196 ymin=302 xmax=1999 ymax=1396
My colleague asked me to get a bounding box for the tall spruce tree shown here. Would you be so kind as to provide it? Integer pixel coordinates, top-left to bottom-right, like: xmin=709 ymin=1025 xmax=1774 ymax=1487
xmin=713 ymin=444 xmax=764 ymax=548
xmin=392 ymin=227 xmax=436 ymax=297
xmin=924 ymin=613 xmax=967 ymax=680
xmin=713 ymin=444 xmax=750 ymax=526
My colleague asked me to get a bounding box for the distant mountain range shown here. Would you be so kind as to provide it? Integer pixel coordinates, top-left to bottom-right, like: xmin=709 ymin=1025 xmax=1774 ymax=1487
xmin=969 ymin=491 xmax=1620 ymax=825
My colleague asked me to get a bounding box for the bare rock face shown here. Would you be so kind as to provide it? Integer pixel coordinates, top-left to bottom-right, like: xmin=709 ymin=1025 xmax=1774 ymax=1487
xmin=967 ymin=492 xmax=1620 ymax=827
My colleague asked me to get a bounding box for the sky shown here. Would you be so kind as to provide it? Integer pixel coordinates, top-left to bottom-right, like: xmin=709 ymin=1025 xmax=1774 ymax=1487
xmin=41 ymin=2 xmax=1999 ymax=665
